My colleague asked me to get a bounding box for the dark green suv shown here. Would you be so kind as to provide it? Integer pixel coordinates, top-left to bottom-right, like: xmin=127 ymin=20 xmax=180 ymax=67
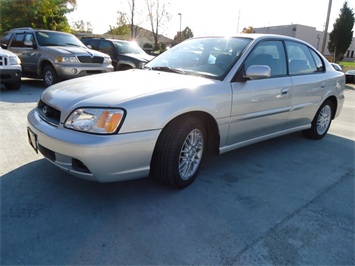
xmin=81 ymin=37 xmax=154 ymax=71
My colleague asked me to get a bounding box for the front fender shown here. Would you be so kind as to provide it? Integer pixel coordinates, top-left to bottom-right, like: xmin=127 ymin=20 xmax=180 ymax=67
xmin=118 ymin=82 xmax=233 ymax=134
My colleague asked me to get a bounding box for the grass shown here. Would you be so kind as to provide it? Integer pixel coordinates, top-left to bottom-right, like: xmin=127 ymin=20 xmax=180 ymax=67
xmin=339 ymin=61 xmax=355 ymax=72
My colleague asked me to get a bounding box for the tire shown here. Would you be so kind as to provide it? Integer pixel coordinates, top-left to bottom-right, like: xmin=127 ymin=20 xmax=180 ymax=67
xmin=43 ymin=65 xmax=59 ymax=87
xmin=303 ymin=100 xmax=333 ymax=139
xmin=151 ymin=116 xmax=206 ymax=189
xmin=4 ymin=80 xmax=21 ymax=90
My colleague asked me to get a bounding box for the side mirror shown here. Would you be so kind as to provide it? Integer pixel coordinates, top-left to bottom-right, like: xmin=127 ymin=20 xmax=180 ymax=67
xmin=244 ymin=65 xmax=271 ymax=80
xmin=24 ymin=40 xmax=36 ymax=48
xmin=86 ymin=45 xmax=92 ymax=49
xmin=1 ymin=44 xmax=7 ymax=49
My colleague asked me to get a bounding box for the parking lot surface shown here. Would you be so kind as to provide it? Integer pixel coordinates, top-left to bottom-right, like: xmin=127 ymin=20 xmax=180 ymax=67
xmin=1 ymin=79 xmax=354 ymax=265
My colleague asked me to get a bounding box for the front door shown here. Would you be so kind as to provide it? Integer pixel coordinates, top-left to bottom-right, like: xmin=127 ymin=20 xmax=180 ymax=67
xmin=228 ymin=40 xmax=292 ymax=145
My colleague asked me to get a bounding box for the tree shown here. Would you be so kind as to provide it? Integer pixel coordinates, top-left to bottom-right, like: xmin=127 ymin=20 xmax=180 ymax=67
xmin=242 ymin=26 xmax=254 ymax=33
xmin=172 ymin=26 xmax=194 ymax=46
xmin=109 ymin=0 xmax=145 ymax=40
xmin=0 ymin=0 xmax=76 ymax=33
xmin=328 ymin=1 xmax=354 ymax=62
xmin=146 ymin=0 xmax=171 ymax=49
xmin=71 ymin=20 xmax=93 ymax=34
xmin=109 ymin=11 xmax=131 ymax=36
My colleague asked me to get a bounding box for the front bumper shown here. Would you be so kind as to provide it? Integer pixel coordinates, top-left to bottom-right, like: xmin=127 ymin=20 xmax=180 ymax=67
xmin=54 ymin=63 xmax=114 ymax=80
xmin=27 ymin=108 xmax=160 ymax=182
xmin=0 ymin=68 xmax=21 ymax=84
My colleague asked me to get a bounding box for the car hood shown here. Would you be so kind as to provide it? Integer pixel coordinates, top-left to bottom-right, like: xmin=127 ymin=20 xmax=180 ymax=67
xmin=0 ymin=47 xmax=18 ymax=57
xmin=42 ymin=69 xmax=215 ymax=114
xmin=123 ymin=53 xmax=155 ymax=62
xmin=45 ymin=46 xmax=107 ymax=57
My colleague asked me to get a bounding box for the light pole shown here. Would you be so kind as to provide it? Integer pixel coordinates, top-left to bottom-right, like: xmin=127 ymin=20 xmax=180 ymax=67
xmin=178 ymin=13 xmax=182 ymax=34
xmin=321 ymin=0 xmax=332 ymax=55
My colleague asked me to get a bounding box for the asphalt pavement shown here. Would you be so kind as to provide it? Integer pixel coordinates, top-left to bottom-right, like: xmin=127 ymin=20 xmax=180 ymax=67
xmin=1 ymin=79 xmax=354 ymax=265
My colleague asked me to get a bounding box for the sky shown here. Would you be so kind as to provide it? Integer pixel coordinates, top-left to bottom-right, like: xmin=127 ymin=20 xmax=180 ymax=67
xmin=67 ymin=0 xmax=355 ymax=38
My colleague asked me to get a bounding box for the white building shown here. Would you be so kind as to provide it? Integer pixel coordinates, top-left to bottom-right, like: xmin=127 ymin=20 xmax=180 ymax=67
xmin=253 ymin=24 xmax=355 ymax=62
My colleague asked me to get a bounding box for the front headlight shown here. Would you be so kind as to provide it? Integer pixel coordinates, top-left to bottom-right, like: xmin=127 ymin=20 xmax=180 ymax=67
xmin=103 ymin=56 xmax=112 ymax=64
xmin=65 ymin=108 xmax=125 ymax=134
xmin=57 ymin=56 xmax=79 ymax=63
xmin=9 ymin=56 xmax=21 ymax=65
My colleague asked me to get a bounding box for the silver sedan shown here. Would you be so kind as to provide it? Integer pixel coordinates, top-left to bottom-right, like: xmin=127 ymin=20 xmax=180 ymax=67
xmin=27 ymin=34 xmax=346 ymax=188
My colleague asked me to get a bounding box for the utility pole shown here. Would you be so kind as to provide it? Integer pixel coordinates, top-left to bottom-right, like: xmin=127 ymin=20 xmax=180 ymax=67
xmin=321 ymin=0 xmax=332 ymax=55
xmin=237 ymin=9 xmax=241 ymax=33
xmin=178 ymin=13 xmax=182 ymax=33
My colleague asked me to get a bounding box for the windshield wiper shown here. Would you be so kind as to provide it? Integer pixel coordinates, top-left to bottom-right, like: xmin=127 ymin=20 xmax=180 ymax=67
xmin=65 ymin=43 xmax=82 ymax=47
xmin=149 ymin=66 xmax=186 ymax=74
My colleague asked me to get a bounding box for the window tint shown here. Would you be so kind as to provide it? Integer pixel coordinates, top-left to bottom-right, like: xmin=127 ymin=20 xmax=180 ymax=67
xmin=286 ymin=41 xmax=320 ymax=75
xmin=146 ymin=37 xmax=252 ymax=79
xmin=0 ymin=32 xmax=13 ymax=46
xmin=310 ymin=49 xmax=324 ymax=72
xmin=35 ymin=31 xmax=85 ymax=47
xmin=11 ymin=33 xmax=25 ymax=47
xmin=24 ymin=33 xmax=34 ymax=44
xmin=244 ymin=40 xmax=287 ymax=77
xmin=86 ymin=39 xmax=100 ymax=50
xmin=99 ymin=41 xmax=115 ymax=57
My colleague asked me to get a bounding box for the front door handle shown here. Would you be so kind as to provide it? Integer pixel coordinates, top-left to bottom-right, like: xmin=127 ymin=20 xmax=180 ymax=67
xmin=281 ymin=88 xmax=289 ymax=95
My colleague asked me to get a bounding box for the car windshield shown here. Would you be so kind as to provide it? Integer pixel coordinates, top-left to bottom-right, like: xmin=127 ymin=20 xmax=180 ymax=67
xmin=113 ymin=41 xmax=146 ymax=54
xmin=145 ymin=37 xmax=251 ymax=79
xmin=35 ymin=31 xmax=86 ymax=47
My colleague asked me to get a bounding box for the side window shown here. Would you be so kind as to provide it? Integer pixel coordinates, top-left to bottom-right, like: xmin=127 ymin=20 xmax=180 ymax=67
xmin=244 ymin=40 xmax=287 ymax=77
xmin=310 ymin=49 xmax=324 ymax=72
xmin=24 ymin=33 xmax=34 ymax=45
xmin=11 ymin=33 xmax=25 ymax=48
xmin=286 ymin=41 xmax=319 ymax=75
xmin=87 ymin=40 xmax=99 ymax=50
xmin=0 ymin=32 xmax=13 ymax=46
xmin=99 ymin=41 xmax=115 ymax=57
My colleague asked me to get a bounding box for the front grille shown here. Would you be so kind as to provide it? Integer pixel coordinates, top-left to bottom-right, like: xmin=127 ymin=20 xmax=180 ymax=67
xmin=77 ymin=56 xmax=104 ymax=64
xmin=0 ymin=56 xmax=8 ymax=66
xmin=37 ymin=100 xmax=61 ymax=126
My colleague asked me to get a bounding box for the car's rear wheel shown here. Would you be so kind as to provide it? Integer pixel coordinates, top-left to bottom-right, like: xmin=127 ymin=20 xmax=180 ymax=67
xmin=151 ymin=116 xmax=206 ymax=188
xmin=303 ymin=100 xmax=333 ymax=139
xmin=43 ymin=65 xmax=59 ymax=87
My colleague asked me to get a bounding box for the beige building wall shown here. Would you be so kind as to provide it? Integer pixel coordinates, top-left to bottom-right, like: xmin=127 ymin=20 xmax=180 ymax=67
xmin=253 ymin=24 xmax=354 ymax=62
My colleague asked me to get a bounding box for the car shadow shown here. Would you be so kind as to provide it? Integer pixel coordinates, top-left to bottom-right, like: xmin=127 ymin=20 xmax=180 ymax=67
xmin=1 ymin=132 xmax=354 ymax=265
xmin=0 ymin=78 xmax=44 ymax=103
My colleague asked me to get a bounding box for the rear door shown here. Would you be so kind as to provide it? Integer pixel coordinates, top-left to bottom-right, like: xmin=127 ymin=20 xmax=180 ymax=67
xmin=285 ymin=41 xmax=327 ymax=128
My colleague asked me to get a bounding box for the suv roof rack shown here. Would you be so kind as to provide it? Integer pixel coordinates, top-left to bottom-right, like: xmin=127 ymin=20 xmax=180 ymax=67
xmin=10 ymin=27 xmax=34 ymax=32
xmin=81 ymin=37 xmax=105 ymax=40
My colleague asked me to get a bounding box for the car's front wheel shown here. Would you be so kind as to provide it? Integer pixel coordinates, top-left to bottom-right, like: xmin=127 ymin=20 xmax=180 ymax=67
xmin=303 ymin=100 xmax=333 ymax=139
xmin=151 ymin=116 xmax=206 ymax=188
xmin=43 ymin=65 xmax=59 ymax=87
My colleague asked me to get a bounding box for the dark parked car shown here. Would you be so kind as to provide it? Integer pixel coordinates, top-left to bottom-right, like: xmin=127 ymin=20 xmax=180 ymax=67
xmin=345 ymin=70 xmax=355 ymax=84
xmin=330 ymin=62 xmax=342 ymax=72
xmin=81 ymin=37 xmax=154 ymax=71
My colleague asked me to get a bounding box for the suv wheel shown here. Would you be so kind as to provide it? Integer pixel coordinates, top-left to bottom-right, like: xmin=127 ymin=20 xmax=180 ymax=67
xmin=43 ymin=65 xmax=59 ymax=87
xmin=5 ymin=81 xmax=21 ymax=90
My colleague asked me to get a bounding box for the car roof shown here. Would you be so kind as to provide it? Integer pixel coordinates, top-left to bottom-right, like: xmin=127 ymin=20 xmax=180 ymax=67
xmin=192 ymin=33 xmax=311 ymax=43
xmin=9 ymin=27 xmax=73 ymax=35
xmin=82 ymin=37 xmax=132 ymax=43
